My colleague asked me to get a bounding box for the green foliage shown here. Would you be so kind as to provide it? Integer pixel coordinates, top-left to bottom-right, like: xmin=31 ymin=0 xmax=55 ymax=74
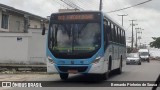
xmin=150 ymin=37 xmax=160 ymax=48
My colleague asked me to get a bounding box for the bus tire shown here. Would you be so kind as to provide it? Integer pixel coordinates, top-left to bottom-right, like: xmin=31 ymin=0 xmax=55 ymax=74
xmin=117 ymin=56 xmax=122 ymax=74
xmin=60 ymin=73 xmax=69 ymax=80
xmin=108 ymin=56 xmax=112 ymax=71
xmin=102 ymin=56 xmax=112 ymax=80
xmin=102 ymin=72 xmax=109 ymax=80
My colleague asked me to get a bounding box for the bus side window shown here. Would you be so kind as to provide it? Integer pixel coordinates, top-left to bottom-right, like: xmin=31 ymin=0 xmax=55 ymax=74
xmin=113 ymin=25 xmax=116 ymax=42
xmin=124 ymin=31 xmax=126 ymax=45
xmin=117 ymin=28 xmax=120 ymax=44
xmin=115 ymin=26 xmax=118 ymax=43
xmin=122 ymin=31 xmax=125 ymax=44
xmin=111 ymin=24 xmax=114 ymax=42
xmin=121 ymin=30 xmax=123 ymax=44
xmin=103 ymin=20 xmax=108 ymax=50
xmin=107 ymin=22 xmax=112 ymax=42
xmin=119 ymin=29 xmax=122 ymax=44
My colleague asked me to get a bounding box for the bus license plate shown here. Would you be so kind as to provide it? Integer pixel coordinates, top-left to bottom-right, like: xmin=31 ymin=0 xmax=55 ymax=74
xmin=68 ymin=70 xmax=78 ymax=73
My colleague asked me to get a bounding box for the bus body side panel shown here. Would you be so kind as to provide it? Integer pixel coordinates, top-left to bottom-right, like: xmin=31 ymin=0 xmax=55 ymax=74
xmin=47 ymin=58 xmax=59 ymax=73
xmin=113 ymin=44 xmax=126 ymax=70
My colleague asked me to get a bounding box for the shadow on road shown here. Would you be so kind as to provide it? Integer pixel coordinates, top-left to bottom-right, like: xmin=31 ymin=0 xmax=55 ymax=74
xmin=45 ymin=71 xmax=123 ymax=87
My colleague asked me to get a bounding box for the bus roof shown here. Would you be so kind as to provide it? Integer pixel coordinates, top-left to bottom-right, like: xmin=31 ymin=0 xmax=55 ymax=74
xmin=102 ymin=12 xmax=126 ymax=31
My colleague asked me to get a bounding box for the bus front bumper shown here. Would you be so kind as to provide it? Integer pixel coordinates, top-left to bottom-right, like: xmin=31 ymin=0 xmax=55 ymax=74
xmin=47 ymin=60 xmax=106 ymax=74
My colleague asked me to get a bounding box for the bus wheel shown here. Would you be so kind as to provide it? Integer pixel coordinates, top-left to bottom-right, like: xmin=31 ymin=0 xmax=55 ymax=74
xmin=117 ymin=57 xmax=122 ymax=74
xmin=102 ymin=72 xmax=109 ymax=80
xmin=60 ymin=73 xmax=69 ymax=80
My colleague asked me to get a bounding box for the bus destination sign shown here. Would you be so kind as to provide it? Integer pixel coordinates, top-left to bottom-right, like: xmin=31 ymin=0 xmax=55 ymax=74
xmin=57 ymin=14 xmax=94 ymax=21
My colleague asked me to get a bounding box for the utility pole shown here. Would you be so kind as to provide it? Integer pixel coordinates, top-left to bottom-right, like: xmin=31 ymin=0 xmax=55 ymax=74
xmin=135 ymin=27 xmax=141 ymax=49
xmin=129 ymin=20 xmax=137 ymax=51
xmin=137 ymin=29 xmax=143 ymax=48
xmin=118 ymin=14 xmax=128 ymax=26
xmin=99 ymin=0 xmax=102 ymax=11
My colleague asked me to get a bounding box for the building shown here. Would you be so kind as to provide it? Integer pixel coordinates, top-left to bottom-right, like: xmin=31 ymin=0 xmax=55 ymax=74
xmin=0 ymin=3 xmax=48 ymax=33
xmin=0 ymin=3 xmax=49 ymax=68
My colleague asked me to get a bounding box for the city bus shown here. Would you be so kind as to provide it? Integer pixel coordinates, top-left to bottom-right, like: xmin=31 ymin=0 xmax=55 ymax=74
xmin=42 ymin=11 xmax=126 ymax=80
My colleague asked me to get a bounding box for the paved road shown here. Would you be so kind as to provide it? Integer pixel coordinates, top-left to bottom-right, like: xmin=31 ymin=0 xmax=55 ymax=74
xmin=0 ymin=60 xmax=160 ymax=90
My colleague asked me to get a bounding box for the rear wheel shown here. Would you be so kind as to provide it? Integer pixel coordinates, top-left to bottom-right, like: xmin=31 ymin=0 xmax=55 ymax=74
xmin=60 ymin=73 xmax=69 ymax=80
xmin=102 ymin=72 xmax=109 ymax=80
xmin=117 ymin=56 xmax=122 ymax=74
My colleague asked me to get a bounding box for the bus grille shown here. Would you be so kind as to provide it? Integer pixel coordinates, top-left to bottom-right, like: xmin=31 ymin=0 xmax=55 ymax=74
xmin=58 ymin=66 xmax=88 ymax=73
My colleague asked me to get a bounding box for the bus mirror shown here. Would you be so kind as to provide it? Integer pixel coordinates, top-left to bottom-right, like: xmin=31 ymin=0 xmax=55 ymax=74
xmin=42 ymin=26 xmax=46 ymax=35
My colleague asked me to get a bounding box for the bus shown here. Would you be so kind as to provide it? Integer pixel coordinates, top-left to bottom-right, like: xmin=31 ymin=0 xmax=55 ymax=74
xmin=42 ymin=11 xmax=126 ymax=80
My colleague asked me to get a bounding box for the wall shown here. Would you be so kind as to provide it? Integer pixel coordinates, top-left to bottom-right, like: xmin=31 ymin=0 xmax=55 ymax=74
xmin=0 ymin=33 xmax=31 ymax=64
xmin=28 ymin=29 xmax=47 ymax=64
xmin=0 ymin=29 xmax=47 ymax=65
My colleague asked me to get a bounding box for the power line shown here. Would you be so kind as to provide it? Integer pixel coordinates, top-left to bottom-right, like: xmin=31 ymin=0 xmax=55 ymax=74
xmin=51 ymin=0 xmax=68 ymax=11
xmin=75 ymin=0 xmax=99 ymax=10
xmin=60 ymin=0 xmax=84 ymax=11
xmin=106 ymin=0 xmax=152 ymax=13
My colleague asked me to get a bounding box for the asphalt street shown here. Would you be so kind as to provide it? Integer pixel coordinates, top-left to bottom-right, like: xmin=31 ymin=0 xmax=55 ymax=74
xmin=0 ymin=60 xmax=160 ymax=90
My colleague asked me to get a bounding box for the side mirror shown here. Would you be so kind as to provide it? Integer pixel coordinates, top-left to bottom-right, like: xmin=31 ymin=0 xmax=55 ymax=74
xmin=42 ymin=26 xmax=46 ymax=35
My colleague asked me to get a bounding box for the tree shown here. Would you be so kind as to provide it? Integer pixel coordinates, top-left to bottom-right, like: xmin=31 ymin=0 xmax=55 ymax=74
xmin=150 ymin=37 xmax=160 ymax=48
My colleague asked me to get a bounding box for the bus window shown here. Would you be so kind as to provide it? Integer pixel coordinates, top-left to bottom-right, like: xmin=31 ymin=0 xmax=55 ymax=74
xmin=108 ymin=22 xmax=112 ymax=42
xmin=115 ymin=26 xmax=118 ymax=43
xmin=111 ymin=24 xmax=114 ymax=42
xmin=117 ymin=28 xmax=120 ymax=43
xmin=113 ymin=25 xmax=116 ymax=42
xmin=121 ymin=30 xmax=124 ymax=44
xmin=122 ymin=31 xmax=125 ymax=44
xmin=120 ymin=29 xmax=122 ymax=44
xmin=116 ymin=27 xmax=118 ymax=43
xmin=124 ymin=31 xmax=126 ymax=45
xmin=103 ymin=20 xmax=108 ymax=50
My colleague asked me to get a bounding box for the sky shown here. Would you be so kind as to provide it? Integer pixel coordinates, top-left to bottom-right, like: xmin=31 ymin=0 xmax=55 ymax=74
xmin=0 ymin=0 xmax=159 ymax=47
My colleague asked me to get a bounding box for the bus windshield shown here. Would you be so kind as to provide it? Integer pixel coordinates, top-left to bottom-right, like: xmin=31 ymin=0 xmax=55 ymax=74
xmin=48 ymin=22 xmax=101 ymax=59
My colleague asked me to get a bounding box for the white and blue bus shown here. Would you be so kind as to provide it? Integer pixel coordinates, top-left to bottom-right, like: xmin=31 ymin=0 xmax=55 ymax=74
xmin=42 ymin=11 xmax=126 ymax=80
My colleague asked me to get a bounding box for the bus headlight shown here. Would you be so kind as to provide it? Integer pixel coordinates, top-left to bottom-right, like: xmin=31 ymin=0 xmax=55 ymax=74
xmin=93 ymin=56 xmax=101 ymax=64
xmin=48 ymin=56 xmax=54 ymax=64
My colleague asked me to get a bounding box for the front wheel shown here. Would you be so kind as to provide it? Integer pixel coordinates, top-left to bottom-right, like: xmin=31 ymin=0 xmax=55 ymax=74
xmin=60 ymin=73 xmax=69 ymax=80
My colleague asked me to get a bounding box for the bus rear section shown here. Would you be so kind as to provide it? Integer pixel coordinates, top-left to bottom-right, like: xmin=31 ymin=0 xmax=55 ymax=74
xmin=45 ymin=11 xmax=126 ymax=80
